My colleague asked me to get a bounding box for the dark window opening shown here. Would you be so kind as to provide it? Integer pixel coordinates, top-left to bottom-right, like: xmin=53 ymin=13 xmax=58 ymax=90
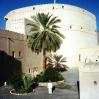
xmin=96 ymin=60 xmax=98 ymax=62
xmin=85 ymin=58 xmax=87 ymax=63
xmin=81 ymin=27 xmax=83 ymax=29
xmin=33 ymin=7 xmax=35 ymax=10
xmin=29 ymin=68 xmax=30 ymax=73
xmin=5 ymin=18 xmax=8 ymax=21
xmin=62 ymin=6 xmax=64 ymax=8
xmin=79 ymin=54 xmax=81 ymax=62
xmin=19 ymin=51 xmax=21 ymax=57
xmin=12 ymin=51 xmax=15 ymax=57
xmin=53 ymin=6 xmax=54 ymax=9
xmin=94 ymin=81 xmax=97 ymax=85
xmin=26 ymin=35 xmax=28 ymax=39
xmin=70 ymin=25 xmax=72 ymax=29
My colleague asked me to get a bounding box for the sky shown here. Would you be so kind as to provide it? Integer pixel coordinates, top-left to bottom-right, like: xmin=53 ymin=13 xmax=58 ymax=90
xmin=0 ymin=0 xmax=99 ymax=30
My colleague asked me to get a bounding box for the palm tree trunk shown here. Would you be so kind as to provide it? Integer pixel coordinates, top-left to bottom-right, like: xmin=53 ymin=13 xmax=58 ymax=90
xmin=43 ymin=49 xmax=46 ymax=71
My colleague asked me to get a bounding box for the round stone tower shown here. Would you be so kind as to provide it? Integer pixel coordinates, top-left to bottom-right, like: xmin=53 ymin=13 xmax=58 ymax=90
xmin=5 ymin=4 xmax=98 ymax=84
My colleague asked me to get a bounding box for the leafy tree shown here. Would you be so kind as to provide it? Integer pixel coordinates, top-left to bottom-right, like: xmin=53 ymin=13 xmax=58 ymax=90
xmin=27 ymin=13 xmax=64 ymax=71
xmin=47 ymin=54 xmax=68 ymax=72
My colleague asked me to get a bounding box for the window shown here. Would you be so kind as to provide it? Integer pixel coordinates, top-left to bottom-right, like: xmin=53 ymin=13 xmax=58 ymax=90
xmin=70 ymin=25 xmax=72 ymax=29
xmin=12 ymin=51 xmax=15 ymax=57
xmin=5 ymin=18 xmax=8 ymax=21
xmin=19 ymin=51 xmax=21 ymax=57
xmin=29 ymin=68 xmax=31 ymax=73
xmin=85 ymin=58 xmax=87 ymax=63
xmin=96 ymin=60 xmax=98 ymax=62
xmin=26 ymin=35 xmax=28 ymax=39
xmin=52 ymin=6 xmax=54 ymax=9
xmin=81 ymin=27 xmax=83 ymax=29
xmin=79 ymin=54 xmax=81 ymax=62
xmin=62 ymin=6 xmax=64 ymax=8
xmin=33 ymin=7 xmax=35 ymax=10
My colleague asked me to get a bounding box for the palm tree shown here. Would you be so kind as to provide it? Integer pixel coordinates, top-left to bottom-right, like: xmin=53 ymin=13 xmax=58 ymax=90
xmin=47 ymin=54 xmax=68 ymax=72
xmin=27 ymin=13 xmax=64 ymax=71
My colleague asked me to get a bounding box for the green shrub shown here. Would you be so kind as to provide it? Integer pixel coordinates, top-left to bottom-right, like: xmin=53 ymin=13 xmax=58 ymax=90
xmin=21 ymin=74 xmax=33 ymax=93
xmin=33 ymin=72 xmax=44 ymax=82
xmin=7 ymin=73 xmax=33 ymax=93
xmin=33 ymin=67 xmax=64 ymax=82
xmin=7 ymin=73 xmax=23 ymax=92
xmin=44 ymin=67 xmax=64 ymax=82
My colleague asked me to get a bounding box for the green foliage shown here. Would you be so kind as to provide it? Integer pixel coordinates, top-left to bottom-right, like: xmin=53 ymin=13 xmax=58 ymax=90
xmin=7 ymin=73 xmax=23 ymax=92
xmin=21 ymin=74 xmax=33 ymax=93
xmin=27 ymin=13 xmax=64 ymax=53
xmin=7 ymin=73 xmax=33 ymax=93
xmin=47 ymin=54 xmax=68 ymax=72
xmin=43 ymin=66 xmax=64 ymax=82
xmin=33 ymin=67 xmax=64 ymax=82
xmin=33 ymin=72 xmax=44 ymax=82
xmin=27 ymin=13 xmax=64 ymax=70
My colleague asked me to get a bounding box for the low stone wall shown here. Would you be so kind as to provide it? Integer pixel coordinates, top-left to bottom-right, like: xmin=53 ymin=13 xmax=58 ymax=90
xmin=39 ymin=80 xmax=64 ymax=87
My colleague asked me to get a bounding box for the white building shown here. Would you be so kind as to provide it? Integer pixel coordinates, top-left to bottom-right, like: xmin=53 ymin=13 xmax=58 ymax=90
xmin=5 ymin=4 xmax=98 ymax=85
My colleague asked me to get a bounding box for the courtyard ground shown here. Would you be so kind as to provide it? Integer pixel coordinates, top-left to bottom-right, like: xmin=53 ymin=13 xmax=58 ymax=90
xmin=0 ymin=85 xmax=79 ymax=99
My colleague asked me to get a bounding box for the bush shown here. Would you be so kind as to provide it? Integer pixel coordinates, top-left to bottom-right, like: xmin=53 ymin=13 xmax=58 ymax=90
xmin=52 ymin=67 xmax=67 ymax=72
xmin=33 ymin=67 xmax=64 ymax=82
xmin=43 ymin=67 xmax=64 ymax=82
xmin=7 ymin=73 xmax=34 ymax=93
xmin=33 ymin=72 xmax=44 ymax=82
xmin=21 ymin=74 xmax=33 ymax=93
xmin=7 ymin=73 xmax=23 ymax=92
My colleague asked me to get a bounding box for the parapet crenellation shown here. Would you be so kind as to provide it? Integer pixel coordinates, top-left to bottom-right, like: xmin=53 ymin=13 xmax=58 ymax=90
xmin=5 ymin=4 xmax=95 ymax=21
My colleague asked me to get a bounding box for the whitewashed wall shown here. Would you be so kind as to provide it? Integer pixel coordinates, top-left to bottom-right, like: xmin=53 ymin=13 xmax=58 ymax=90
xmin=79 ymin=63 xmax=99 ymax=99
xmin=79 ymin=48 xmax=99 ymax=99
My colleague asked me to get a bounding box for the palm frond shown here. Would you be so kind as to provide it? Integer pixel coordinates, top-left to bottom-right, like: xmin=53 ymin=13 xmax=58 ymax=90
xmin=47 ymin=16 xmax=61 ymax=26
xmin=47 ymin=54 xmax=68 ymax=72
